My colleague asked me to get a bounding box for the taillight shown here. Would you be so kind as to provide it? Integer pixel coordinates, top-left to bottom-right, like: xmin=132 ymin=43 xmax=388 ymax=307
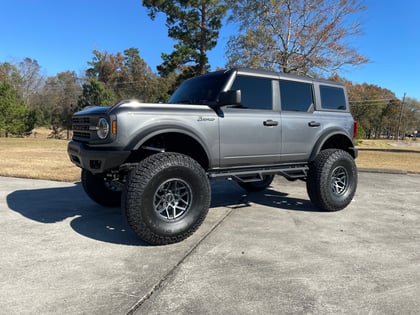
xmin=353 ymin=121 xmax=358 ymax=139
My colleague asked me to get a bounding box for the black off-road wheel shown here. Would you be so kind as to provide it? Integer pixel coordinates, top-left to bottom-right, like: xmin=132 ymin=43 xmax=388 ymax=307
xmin=81 ymin=170 xmax=122 ymax=207
xmin=237 ymin=175 xmax=275 ymax=192
xmin=307 ymin=149 xmax=357 ymax=211
xmin=122 ymin=153 xmax=211 ymax=245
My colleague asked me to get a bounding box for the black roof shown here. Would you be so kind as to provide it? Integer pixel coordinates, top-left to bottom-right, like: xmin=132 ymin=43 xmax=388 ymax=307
xmin=197 ymin=67 xmax=344 ymax=86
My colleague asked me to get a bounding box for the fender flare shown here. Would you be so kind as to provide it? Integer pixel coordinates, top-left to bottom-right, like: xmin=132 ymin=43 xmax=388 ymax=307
xmin=309 ymin=128 xmax=355 ymax=162
xmin=128 ymin=124 xmax=212 ymax=162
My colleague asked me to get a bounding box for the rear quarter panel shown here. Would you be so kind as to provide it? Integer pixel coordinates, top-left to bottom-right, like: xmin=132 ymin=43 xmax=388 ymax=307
xmin=280 ymin=110 xmax=354 ymax=163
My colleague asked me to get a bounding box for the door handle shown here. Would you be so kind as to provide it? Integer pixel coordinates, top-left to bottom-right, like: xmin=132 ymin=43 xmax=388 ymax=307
xmin=308 ymin=121 xmax=321 ymax=127
xmin=263 ymin=120 xmax=279 ymax=127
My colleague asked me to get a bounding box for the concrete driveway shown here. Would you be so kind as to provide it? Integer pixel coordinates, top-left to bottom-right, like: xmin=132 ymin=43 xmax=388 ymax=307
xmin=1 ymin=172 xmax=419 ymax=314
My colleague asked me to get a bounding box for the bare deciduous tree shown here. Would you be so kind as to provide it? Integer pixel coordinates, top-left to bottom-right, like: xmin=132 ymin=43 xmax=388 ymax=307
xmin=16 ymin=58 xmax=45 ymax=106
xmin=226 ymin=0 xmax=368 ymax=76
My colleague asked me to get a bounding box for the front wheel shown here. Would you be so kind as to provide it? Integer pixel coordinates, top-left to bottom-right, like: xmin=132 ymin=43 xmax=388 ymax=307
xmin=306 ymin=149 xmax=357 ymax=211
xmin=81 ymin=170 xmax=122 ymax=207
xmin=122 ymin=153 xmax=211 ymax=245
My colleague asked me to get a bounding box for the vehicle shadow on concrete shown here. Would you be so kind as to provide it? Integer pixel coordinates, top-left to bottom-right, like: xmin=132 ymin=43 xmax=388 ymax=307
xmin=6 ymin=183 xmax=147 ymax=246
xmin=210 ymin=179 xmax=321 ymax=212
xmin=7 ymin=179 xmax=319 ymax=246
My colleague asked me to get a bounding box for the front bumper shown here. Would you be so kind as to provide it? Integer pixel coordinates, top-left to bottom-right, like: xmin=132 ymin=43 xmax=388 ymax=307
xmin=67 ymin=141 xmax=131 ymax=174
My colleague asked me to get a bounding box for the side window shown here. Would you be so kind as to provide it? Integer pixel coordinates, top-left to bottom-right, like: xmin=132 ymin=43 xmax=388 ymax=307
xmin=320 ymin=85 xmax=347 ymax=110
xmin=230 ymin=75 xmax=273 ymax=110
xmin=279 ymin=80 xmax=314 ymax=112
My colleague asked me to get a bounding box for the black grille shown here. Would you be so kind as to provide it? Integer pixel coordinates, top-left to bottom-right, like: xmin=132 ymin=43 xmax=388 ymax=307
xmin=73 ymin=131 xmax=90 ymax=139
xmin=72 ymin=116 xmax=91 ymax=140
xmin=73 ymin=117 xmax=90 ymax=124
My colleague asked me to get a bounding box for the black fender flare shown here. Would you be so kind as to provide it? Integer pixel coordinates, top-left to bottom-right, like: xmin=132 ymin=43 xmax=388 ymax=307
xmin=309 ymin=128 xmax=356 ymax=162
xmin=127 ymin=124 xmax=212 ymax=165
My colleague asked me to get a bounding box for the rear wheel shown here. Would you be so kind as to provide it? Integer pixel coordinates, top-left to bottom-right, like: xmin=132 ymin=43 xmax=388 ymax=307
xmin=122 ymin=153 xmax=211 ymax=245
xmin=81 ymin=170 xmax=122 ymax=207
xmin=307 ymin=149 xmax=357 ymax=211
xmin=237 ymin=175 xmax=275 ymax=192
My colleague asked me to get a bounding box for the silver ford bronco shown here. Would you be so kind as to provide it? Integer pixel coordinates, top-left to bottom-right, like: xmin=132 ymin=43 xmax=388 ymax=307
xmin=68 ymin=68 xmax=358 ymax=245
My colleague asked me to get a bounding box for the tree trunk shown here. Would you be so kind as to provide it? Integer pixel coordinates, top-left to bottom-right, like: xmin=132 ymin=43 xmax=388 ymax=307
xmin=199 ymin=3 xmax=207 ymax=74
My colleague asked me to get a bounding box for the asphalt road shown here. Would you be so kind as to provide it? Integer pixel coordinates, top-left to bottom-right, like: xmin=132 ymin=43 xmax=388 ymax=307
xmin=0 ymin=172 xmax=419 ymax=314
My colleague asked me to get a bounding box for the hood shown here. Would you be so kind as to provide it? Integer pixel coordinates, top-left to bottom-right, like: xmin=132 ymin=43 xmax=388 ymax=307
xmin=74 ymin=106 xmax=111 ymax=116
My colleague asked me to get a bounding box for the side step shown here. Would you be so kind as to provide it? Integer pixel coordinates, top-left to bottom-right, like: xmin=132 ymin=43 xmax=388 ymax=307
xmin=208 ymin=165 xmax=308 ymax=182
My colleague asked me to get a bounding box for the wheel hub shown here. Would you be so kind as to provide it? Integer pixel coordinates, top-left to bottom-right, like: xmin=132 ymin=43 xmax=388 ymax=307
xmin=153 ymin=179 xmax=192 ymax=221
xmin=331 ymin=166 xmax=349 ymax=196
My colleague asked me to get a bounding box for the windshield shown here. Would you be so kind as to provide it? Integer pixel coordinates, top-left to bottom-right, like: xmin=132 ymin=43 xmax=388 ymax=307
xmin=169 ymin=71 xmax=231 ymax=105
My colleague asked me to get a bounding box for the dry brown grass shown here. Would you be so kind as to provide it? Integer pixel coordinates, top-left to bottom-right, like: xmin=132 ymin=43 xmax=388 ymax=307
xmin=356 ymin=139 xmax=420 ymax=173
xmin=356 ymin=150 xmax=420 ymax=173
xmin=0 ymin=137 xmax=419 ymax=182
xmin=0 ymin=137 xmax=80 ymax=182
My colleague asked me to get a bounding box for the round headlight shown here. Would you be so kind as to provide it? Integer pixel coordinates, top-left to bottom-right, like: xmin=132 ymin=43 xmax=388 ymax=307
xmin=97 ymin=118 xmax=109 ymax=139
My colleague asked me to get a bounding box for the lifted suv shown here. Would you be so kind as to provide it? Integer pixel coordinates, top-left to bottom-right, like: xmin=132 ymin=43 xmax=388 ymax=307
xmin=68 ymin=68 xmax=358 ymax=245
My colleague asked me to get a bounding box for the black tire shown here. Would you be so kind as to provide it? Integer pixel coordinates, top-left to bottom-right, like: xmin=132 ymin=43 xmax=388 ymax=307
xmin=237 ymin=175 xmax=275 ymax=192
xmin=81 ymin=170 xmax=122 ymax=207
xmin=307 ymin=149 xmax=357 ymax=211
xmin=122 ymin=153 xmax=211 ymax=245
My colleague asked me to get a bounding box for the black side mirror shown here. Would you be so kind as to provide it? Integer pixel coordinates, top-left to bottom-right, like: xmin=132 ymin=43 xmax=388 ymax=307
xmin=218 ymin=90 xmax=241 ymax=106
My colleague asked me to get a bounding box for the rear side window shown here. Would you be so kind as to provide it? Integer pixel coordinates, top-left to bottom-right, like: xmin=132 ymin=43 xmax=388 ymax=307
xmin=279 ymin=80 xmax=314 ymax=112
xmin=230 ymin=75 xmax=273 ymax=110
xmin=320 ymin=85 xmax=347 ymax=110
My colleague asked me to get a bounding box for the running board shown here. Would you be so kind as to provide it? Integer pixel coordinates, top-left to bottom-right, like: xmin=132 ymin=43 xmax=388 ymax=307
xmin=208 ymin=165 xmax=308 ymax=181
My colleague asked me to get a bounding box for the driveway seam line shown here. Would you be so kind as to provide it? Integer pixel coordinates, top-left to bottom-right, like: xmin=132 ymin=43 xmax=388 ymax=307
xmin=125 ymin=208 xmax=234 ymax=314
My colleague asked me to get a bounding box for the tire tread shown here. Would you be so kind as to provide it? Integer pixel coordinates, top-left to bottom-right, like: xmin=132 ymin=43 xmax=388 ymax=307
xmin=307 ymin=149 xmax=357 ymax=211
xmin=122 ymin=153 xmax=210 ymax=245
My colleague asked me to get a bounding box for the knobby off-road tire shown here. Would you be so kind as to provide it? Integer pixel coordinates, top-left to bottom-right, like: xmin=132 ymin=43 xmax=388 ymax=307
xmin=307 ymin=149 xmax=357 ymax=211
xmin=122 ymin=152 xmax=211 ymax=245
xmin=81 ymin=170 xmax=122 ymax=207
xmin=237 ymin=175 xmax=275 ymax=192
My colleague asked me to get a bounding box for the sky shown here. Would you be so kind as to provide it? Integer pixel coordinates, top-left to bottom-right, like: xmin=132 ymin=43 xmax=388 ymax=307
xmin=1 ymin=0 xmax=419 ymax=100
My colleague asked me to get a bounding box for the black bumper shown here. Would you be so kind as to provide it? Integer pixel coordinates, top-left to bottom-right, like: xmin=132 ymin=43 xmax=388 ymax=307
xmin=351 ymin=147 xmax=358 ymax=159
xmin=67 ymin=141 xmax=131 ymax=174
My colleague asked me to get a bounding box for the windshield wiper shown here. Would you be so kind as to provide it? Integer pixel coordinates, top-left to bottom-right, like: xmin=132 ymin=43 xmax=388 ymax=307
xmin=172 ymin=99 xmax=215 ymax=105
xmin=176 ymin=99 xmax=193 ymax=104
